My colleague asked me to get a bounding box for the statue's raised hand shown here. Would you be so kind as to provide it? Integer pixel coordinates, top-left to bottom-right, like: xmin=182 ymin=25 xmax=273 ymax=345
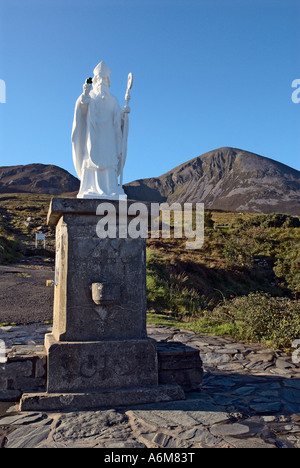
xmin=83 ymin=80 xmax=92 ymax=97
xmin=81 ymin=80 xmax=92 ymax=104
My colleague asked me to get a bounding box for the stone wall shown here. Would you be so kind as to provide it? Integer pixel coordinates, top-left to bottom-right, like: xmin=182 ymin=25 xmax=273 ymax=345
xmin=157 ymin=342 xmax=203 ymax=391
xmin=0 ymin=341 xmax=203 ymax=401
xmin=0 ymin=346 xmax=47 ymax=401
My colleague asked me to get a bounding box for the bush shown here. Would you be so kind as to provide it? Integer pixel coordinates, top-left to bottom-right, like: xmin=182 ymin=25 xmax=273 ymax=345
xmin=204 ymin=210 xmax=214 ymax=230
xmin=239 ymin=213 xmax=300 ymax=229
xmin=222 ymin=235 xmax=258 ymax=268
xmin=0 ymin=236 xmax=21 ymax=264
xmin=146 ymin=249 xmax=209 ymax=318
xmin=211 ymin=292 xmax=300 ymax=349
xmin=147 ymin=268 xmax=208 ymax=319
xmin=274 ymin=250 xmax=300 ymax=296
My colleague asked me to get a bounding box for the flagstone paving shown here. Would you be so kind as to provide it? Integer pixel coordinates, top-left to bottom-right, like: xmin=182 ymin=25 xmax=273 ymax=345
xmin=0 ymin=324 xmax=300 ymax=448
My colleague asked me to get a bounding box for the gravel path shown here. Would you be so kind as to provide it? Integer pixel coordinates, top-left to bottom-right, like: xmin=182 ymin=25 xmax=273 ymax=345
xmin=0 ymin=265 xmax=53 ymax=324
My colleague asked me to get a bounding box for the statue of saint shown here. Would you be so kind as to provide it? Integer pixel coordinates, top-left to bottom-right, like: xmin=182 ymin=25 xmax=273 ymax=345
xmin=71 ymin=61 xmax=132 ymax=199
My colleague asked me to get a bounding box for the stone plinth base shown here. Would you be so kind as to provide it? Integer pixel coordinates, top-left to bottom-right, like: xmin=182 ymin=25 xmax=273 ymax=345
xmin=45 ymin=334 xmax=160 ymax=393
xmin=19 ymin=385 xmax=185 ymax=411
xmin=18 ymin=333 xmax=186 ymax=411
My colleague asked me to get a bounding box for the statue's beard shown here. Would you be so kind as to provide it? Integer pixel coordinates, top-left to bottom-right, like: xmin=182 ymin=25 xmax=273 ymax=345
xmin=94 ymin=83 xmax=110 ymax=97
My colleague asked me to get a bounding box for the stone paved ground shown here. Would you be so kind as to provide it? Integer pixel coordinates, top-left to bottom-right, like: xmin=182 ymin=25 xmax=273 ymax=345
xmin=0 ymin=324 xmax=300 ymax=448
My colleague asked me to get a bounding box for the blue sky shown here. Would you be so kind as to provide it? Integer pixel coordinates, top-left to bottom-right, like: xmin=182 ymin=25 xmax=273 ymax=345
xmin=0 ymin=0 xmax=299 ymax=184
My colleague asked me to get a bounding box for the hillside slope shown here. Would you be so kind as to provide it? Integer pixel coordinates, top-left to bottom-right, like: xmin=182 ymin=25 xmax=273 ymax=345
xmin=124 ymin=147 xmax=300 ymax=215
xmin=0 ymin=164 xmax=80 ymax=195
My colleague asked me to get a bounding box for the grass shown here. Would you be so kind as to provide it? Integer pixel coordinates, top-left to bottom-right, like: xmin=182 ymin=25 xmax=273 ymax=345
xmin=14 ymin=272 xmax=31 ymax=278
xmin=147 ymin=310 xmax=238 ymax=337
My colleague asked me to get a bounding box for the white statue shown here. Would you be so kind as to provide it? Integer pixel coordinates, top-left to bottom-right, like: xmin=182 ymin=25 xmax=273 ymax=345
xmin=71 ymin=61 xmax=133 ymax=199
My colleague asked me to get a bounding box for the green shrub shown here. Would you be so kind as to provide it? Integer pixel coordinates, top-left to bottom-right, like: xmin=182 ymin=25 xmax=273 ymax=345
xmin=146 ymin=269 xmax=208 ymax=318
xmin=274 ymin=249 xmax=300 ymax=295
xmin=222 ymin=235 xmax=258 ymax=268
xmin=239 ymin=213 xmax=300 ymax=229
xmin=204 ymin=210 xmax=214 ymax=230
xmin=146 ymin=249 xmax=209 ymax=318
xmin=0 ymin=236 xmax=21 ymax=264
xmin=211 ymin=292 xmax=300 ymax=349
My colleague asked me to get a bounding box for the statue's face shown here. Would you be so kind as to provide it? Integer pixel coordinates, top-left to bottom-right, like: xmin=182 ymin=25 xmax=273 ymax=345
xmin=93 ymin=75 xmax=109 ymax=94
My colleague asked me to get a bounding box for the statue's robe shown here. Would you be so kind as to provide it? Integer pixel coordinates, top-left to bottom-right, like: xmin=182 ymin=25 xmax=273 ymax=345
xmin=71 ymin=91 xmax=124 ymax=197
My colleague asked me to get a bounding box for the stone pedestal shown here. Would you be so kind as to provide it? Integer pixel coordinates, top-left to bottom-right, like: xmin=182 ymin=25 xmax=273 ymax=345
xmin=20 ymin=198 xmax=184 ymax=411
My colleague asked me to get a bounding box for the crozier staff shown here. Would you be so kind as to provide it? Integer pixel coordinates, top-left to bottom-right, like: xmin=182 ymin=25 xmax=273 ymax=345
xmin=120 ymin=72 xmax=133 ymax=187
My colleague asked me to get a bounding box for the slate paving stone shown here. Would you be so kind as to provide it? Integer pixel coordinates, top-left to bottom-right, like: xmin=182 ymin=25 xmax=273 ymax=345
xmin=245 ymin=361 xmax=274 ymax=372
xmin=283 ymin=403 xmax=300 ymax=414
xmin=5 ymin=425 xmax=51 ymax=448
xmin=98 ymin=440 xmax=147 ymax=448
xmin=282 ymin=388 xmax=300 ymax=404
xmin=216 ymin=363 xmax=246 ymax=372
xmin=210 ymin=423 xmax=250 ymax=436
xmin=233 ymin=353 xmax=246 ymax=361
xmin=210 ymin=395 xmax=245 ymax=409
xmin=223 ymin=437 xmax=276 ymax=449
xmin=239 ymin=417 xmax=265 ymax=435
xmin=0 ymin=412 xmax=50 ymax=426
xmin=284 ymin=380 xmax=300 ymax=390
xmin=233 ymin=386 xmax=257 ymax=396
xmin=203 ymin=376 xmax=237 ymax=388
xmin=151 ymin=432 xmax=192 ymax=449
xmin=249 ymin=400 xmax=282 ymax=414
xmin=255 ymin=389 xmax=280 ymax=399
xmin=201 ymin=352 xmax=231 ymax=364
xmin=276 ymin=358 xmax=296 ymax=370
xmin=52 ymin=410 xmax=127 ymax=443
xmin=1 ymin=324 xmax=300 ymax=448
xmin=248 ymin=352 xmax=275 ymax=363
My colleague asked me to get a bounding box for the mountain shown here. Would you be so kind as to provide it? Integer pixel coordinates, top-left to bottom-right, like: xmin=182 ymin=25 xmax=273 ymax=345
xmin=0 ymin=164 xmax=80 ymax=195
xmin=1 ymin=148 xmax=299 ymax=216
xmin=124 ymin=147 xmax=300 ymax=216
